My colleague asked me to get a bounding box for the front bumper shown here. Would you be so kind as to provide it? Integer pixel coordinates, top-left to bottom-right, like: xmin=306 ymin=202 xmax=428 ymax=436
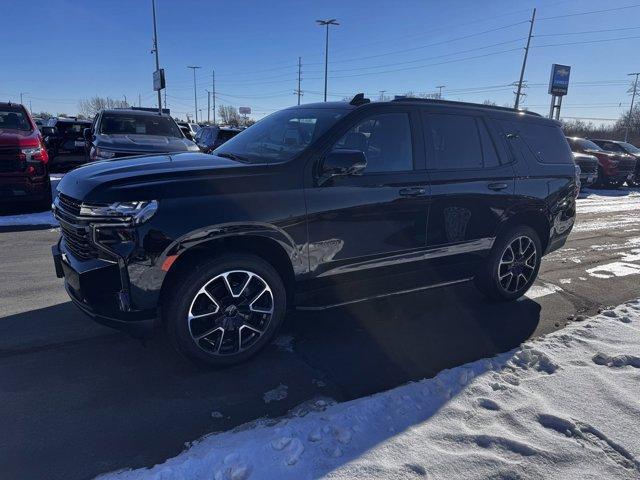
xmin=0 ymin=173 xmax=49 ymax=202
xmin=52 ymin=241 xmax=156 ymax=337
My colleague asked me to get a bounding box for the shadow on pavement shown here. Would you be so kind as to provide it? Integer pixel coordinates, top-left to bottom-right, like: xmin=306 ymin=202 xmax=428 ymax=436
xmin=0 ymin=282 xmax=540 ymax=480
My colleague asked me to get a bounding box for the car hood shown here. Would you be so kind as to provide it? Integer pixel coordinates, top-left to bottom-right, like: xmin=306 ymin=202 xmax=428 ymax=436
xmin=94 ymin=133 xmax=196 ymax=153
xmin=56 ymin=152 xmax=265 ymax=203
xmin=0 ymin=128 xmax=40 ymax=147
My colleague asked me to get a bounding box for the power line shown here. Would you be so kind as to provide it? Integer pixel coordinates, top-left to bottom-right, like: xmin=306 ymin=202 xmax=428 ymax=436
xmin=538 ymin=3 xmax=640 ymax=20
xmin=533 ymin=34 xmax=640 ymax=48
xmin=535 ymin=25 xmax=640 ymax=37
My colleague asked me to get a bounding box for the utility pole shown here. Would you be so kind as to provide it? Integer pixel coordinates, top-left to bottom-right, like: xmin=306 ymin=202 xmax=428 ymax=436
xmin=29 ymin=100 xmax=32 ymax=113
xmin=515 ymin=8 xmax=536 ymax=110
xmin=316 ymin=19 xmax=339 ymax=102
xmin=19 ymin=92 xmax=28 ymax=105
xmin=206 ymin=90 xmax=211 ymax=123
xmin=151 ymin=0 xmax=163 ymax=114
xmin=199 ymin=109 xmax=203 ymax=123
xmin=212 ymin=69 xmax=216 ymax=125
xmin=379 ymin=90 xmax=387 ymax=101
xmin=295 ymin=57 xmax=303 ymax=105
xmin=138 ymin=93 xmax=142 ymax=107
xmin=625 ymin=72 xmax=640 ymax=142
xmin=187 ymin=65 xmax=201 ymax=122
xmin=436 ymin=85 xmax=445 ymax=99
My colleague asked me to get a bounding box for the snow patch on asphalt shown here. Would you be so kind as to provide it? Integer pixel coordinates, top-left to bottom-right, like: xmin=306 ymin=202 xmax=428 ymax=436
xmin=525 ymin=282 xmax=563 ymax=299
xmin=263 ymin=384 xmax=288 ymax=403
xmin=99 ymin=301 xmax=640 ymax=480
xmin=587 ymin=262 xmax=640 ymax=279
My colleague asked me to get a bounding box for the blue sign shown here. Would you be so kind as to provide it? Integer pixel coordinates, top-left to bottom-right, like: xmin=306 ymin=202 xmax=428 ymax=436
xmin=548 ymin=64 xmax=571 ymax=96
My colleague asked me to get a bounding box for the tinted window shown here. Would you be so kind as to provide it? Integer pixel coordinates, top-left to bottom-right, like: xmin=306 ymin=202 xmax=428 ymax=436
xmin=215 ymin=108 xmax=347 ymax=164
xmin=333 ymin=112 xmax=413 ymax=172
xmin=599 ymin=141 xmax=624 ymax=153
xmin=100 ymin=113 xmax=182 ymax=137
xmin=424 ymin=113 xmax=485 ymax=169
xmin=0 ymin=105 xmax=31 ymax=131
xmin=566 ymin=137 xmax=602 ymax=153
xmin=516 ymin=123 xmax=572 ymax=164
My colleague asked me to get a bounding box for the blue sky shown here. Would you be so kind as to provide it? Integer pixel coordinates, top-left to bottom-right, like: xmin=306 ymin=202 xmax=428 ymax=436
xmin=1 ymin=0 xmax=638 ymax=123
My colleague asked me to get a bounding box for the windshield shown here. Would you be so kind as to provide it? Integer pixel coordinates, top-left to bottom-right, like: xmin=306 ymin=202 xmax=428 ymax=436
xmin=214 ymin=108 xmax=348 ymax=163
xmin=57 ymin=122 xmax=90 ymax=136
xmin=100 ymin=113 xmax=182 ymax=137
xmin=620 ymin=142 xmax=640 ymax=154
xmin=0 ymin=105 xmax=32 ymax=131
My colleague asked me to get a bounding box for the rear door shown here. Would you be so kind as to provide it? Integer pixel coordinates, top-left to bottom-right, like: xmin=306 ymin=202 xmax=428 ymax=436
xmin=420 ymin=108 xmax=515 ymax=278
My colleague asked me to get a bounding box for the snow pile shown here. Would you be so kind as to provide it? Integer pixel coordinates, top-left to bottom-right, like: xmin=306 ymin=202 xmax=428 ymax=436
xmin=100 ymin=300 xmax=640 ymax=480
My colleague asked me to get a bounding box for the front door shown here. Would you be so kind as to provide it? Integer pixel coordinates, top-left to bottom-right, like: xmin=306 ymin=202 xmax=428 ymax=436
xmin=302 ymin=107 xmax=430 ymax=306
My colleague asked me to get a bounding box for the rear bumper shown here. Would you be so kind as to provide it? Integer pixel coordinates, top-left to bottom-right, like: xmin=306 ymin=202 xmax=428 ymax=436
xmin=52 ymin=241 xmax=156 ymax=337
xmin=0 ymin=174 xmax=49 ymax=202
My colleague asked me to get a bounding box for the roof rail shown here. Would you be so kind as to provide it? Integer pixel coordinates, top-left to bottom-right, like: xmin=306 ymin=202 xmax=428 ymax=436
xmin=349 ymin=93 xmax=370 ymax=106
xmin=391 ymin=97 xmax=541 ymax=116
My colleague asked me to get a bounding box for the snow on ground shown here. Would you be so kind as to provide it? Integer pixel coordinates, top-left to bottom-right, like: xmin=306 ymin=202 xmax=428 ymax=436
xmin=574 ymin=188 xmax=639 ymax=233
xmin=100 ymin=300 xmax=640 ymax=480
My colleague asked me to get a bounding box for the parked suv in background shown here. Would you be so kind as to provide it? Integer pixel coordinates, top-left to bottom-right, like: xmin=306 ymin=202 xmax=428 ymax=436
xmin=84 ymin=109 xmax=199 ymax=161
xmin=176 ymin=121 xmax=200 ymax=141
xmin=589 ymin=139 xmax=640 ymax=187
xmin=0 ymin=102 xmax=51 ymax=209
xmin=566 ymin=137 xmax=636 ymax=188
xmin=52 ymin=95 xmax=577 ymax=365
xmin=42 ymin=117 xmax=92 ymax=172
xmin=194 ymin=126 xmax=241 ymax=153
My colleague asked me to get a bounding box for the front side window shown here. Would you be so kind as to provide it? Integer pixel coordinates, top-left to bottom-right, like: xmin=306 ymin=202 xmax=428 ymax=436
xmin=214 ymin=108 xmax=347 ymax=164
xmin=0 ymin=105 xmax=31 ymax=131
xmin=332 ymin=112 xmax=413 ymax=173
xmin=100 ymin=114 xmax=182 ymax=137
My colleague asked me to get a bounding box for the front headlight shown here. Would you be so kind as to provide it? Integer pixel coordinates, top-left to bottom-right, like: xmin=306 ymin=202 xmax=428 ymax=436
xmin=92 ymin=147 xmax=116 ymax=159
xmin=80 ymin=200 xmax=158 ymax=225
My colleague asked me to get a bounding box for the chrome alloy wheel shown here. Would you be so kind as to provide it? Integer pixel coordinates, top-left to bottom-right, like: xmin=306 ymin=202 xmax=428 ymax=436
xmin=498 ymin=236 xmax=537 ymax=293
xmin=187 ymin=270 xmax=274 ymax=355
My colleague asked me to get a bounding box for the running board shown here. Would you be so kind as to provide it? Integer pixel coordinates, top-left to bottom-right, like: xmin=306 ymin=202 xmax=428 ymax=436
xmin=295 ymin=277 xmax=474 ymax=311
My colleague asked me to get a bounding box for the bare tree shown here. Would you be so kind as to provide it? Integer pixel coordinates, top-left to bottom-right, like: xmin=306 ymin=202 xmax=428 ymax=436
xmin=217 ymin=105 xmax=242 ymax=127
xmin=78 ymin=96 xmax=129 ymax=118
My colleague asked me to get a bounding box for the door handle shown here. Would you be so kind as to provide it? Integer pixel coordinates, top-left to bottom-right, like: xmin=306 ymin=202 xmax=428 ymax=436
xmin=399 ymin=187 xmax=426 ymax=197
xmin=487 ymin=182 xmax=509 ymax=191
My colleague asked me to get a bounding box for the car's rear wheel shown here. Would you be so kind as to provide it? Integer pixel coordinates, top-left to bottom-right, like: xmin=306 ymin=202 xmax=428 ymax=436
xmin=475 ymin=226 xmax=541 ymax=301
xmin=164 ymin=253 xmax=286 ymax=366
xmin=627 ymin=173 xmax=640 ymax=187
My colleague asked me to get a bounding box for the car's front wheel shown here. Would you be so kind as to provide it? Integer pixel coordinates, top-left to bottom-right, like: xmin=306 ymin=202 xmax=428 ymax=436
xmin=164 ymin=253 xmax=287 ymax=366
xmin=475 ymin=226 xmax=542 ymax=301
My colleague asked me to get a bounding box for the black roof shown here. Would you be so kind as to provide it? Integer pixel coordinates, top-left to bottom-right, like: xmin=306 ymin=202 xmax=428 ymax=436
xmin=102 ymin=108 xmax=168 ymax=116
xmin=589 ymin=138 xmax=625 ymax=144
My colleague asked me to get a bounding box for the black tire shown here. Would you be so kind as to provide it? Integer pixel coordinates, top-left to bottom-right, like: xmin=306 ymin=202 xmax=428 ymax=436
xmin=163 ymin=253 xmax=287 ymax=366
xmin=627 ymin=173 xmax=640 ymax=188
xmin=475 ymin=226 xmax=542 ymax=301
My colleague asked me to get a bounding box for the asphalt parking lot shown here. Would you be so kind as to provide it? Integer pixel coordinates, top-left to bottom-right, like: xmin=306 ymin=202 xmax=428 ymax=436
xmin=0 ymin=187 xmax=639 ymax=480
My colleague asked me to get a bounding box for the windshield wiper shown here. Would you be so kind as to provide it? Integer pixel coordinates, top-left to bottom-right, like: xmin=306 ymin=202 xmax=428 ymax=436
xmin=216 ymin=152 xmax=250 ymax=162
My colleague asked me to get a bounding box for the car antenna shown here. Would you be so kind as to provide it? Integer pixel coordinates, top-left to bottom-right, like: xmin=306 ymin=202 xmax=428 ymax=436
xmin=349 ymin=93 xmax=370 ymax=106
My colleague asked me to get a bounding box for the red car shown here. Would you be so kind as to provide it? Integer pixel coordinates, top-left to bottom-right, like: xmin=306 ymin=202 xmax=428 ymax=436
xmin=0 ymin=102 xmax=51 ymax=209
xmin=566 ymin=137 xmax=636 ymax=188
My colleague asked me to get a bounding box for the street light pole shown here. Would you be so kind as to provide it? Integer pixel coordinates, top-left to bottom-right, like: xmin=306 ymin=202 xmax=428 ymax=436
xmin=187 ymin=65 xmax=201 ymax=122
xmin=625 ymin=72 xmax=640 ymax=142
xmin=436 ymin=85 xmax=445 ymax=99
xmin=316 ymin=19 xmax=339 ymax=102
xmin=19 ymin=92 xmax=29 ymax=105
xmin=151 ymin=0 xmax=162 ymax=114
xmin=212 ymin=69 xmax=216 ymax=125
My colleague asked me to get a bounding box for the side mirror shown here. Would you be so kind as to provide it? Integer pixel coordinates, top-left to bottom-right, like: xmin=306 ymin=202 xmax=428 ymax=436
xmin=83 ymin=128 xmax=92 ymax=141
xmin=319 ymin=149 xmax=367 ymax=185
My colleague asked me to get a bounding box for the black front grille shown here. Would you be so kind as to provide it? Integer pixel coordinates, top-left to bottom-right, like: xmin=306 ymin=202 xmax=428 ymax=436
xmin=618 ymin=157 xmax=637 ymax=175
xmin=60 ymin=221 xmax=99 ymax=260
xmin=578 ymin=162 xmax=598 ymax=174
xmin=57 ymin=193 xmax=81 ymax=216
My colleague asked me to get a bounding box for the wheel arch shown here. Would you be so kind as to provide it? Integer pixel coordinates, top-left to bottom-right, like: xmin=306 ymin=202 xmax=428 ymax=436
xmin=496 ymin=208 xmax=551 ymax=253
xmin=159 ymin=229 xmax=299 ymax=311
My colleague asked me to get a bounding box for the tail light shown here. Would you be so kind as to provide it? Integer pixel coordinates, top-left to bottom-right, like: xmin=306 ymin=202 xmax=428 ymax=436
xmin=19 ymin=142 xmax=49 ymax=176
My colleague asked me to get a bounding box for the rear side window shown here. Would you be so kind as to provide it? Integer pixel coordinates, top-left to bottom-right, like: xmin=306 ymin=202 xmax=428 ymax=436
xmin=423 ymin=113 xmax=499 ymax=169
xmin=504 ymin=121 xmax=573 ymax=164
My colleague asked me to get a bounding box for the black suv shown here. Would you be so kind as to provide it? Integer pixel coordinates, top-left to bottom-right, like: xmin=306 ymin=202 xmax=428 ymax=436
xmin=83 ymin=109 xmax=199 ymax=161
xmin=41 ymin=117 xmax=92 ymax=171
xmin=52 ymin=96 xmax=577 ymax=365
xmin=194 ymin=126 xmax=242 ymax=153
